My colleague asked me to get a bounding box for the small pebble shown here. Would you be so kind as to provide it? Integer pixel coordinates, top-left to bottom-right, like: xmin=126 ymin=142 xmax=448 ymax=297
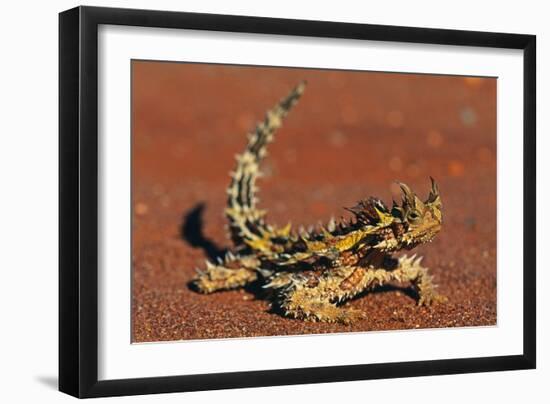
xmin=448 ymin=160 xmax=465 ymax=177
xmin=460 ymin=107 xmax=477 ymax=127
xmin=135 ymin=202 xmax=149 ymax=216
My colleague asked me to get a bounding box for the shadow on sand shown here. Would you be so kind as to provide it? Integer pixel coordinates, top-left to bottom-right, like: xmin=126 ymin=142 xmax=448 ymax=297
xmin=180 ymin=202 xmax=227 ymax=261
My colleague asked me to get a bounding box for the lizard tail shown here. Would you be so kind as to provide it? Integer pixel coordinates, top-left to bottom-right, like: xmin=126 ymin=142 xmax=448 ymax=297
xmin=225 ymin=81 xmax=306 ymax=250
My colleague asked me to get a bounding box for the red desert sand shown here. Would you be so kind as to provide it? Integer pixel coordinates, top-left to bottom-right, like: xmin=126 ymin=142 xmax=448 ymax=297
xmin=132 ymin=62 xmax=496 ymax=342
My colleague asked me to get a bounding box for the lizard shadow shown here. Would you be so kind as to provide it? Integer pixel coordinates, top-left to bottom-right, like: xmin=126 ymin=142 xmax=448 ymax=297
xmin=348 ymin=283 xmax=419 ymax=303
xmin=180 ymin=202 xmax=228 ymax=262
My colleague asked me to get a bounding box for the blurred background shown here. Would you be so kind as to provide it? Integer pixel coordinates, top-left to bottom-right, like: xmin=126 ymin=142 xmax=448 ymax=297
xmin=132 ymin=61 xmax=496 ymax=342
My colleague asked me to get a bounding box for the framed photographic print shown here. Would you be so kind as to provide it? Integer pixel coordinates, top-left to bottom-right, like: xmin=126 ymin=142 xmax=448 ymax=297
xmin=59 ymin=6 xmax=536 ymax=398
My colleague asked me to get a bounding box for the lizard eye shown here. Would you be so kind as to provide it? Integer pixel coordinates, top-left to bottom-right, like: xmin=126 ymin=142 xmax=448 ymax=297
xmin=407 ymin=210 xmax=421 ymax=222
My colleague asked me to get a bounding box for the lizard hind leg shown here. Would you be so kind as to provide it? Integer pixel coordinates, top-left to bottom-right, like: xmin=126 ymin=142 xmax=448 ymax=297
xmin=192 ymin=254 xmax=260 ymax=294
xmin=393 ymin=255 xmax=447 ymax=306
xmin=276 ymin=269 xmax=368 ymax=324
xmin=282 ymin=290 xmax=366 ymax=324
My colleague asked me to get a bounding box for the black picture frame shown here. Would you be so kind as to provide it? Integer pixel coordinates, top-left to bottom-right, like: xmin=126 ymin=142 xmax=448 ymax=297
xmin=59 ymin=5 xmax=536 ymax=398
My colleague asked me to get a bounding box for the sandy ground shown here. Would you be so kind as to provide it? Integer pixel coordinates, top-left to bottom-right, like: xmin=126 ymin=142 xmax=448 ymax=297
xmin=131 ymin=61 xmax=496 ymax=342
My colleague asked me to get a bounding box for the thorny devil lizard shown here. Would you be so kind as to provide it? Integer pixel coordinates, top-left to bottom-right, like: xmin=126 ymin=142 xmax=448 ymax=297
xmin=192 ymin=81 xmax=445 ymax=324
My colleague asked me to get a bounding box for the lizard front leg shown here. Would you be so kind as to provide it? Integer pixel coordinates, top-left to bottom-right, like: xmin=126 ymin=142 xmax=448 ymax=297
xmin=192 ymin=254 xmax=260 ymax=293
xmin=391 ymin=255 xmax=446 ymax=306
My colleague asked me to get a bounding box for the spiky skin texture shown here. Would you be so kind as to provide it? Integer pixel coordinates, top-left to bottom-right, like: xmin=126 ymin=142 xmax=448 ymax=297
xmin=192 ymin=82 xmax=445 ymax=324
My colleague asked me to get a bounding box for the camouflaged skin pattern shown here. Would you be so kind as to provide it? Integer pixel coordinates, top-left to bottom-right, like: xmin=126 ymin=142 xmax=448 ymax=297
xmin=192 ymin=82 xmax=445 ymax=324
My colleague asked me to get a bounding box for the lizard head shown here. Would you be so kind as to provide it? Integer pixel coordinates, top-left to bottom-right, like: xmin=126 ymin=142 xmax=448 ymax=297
xmin=346 ymin=178 xmax=442 ymax=252
xmin=389 ymin=178 xmax=442 ymax=250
